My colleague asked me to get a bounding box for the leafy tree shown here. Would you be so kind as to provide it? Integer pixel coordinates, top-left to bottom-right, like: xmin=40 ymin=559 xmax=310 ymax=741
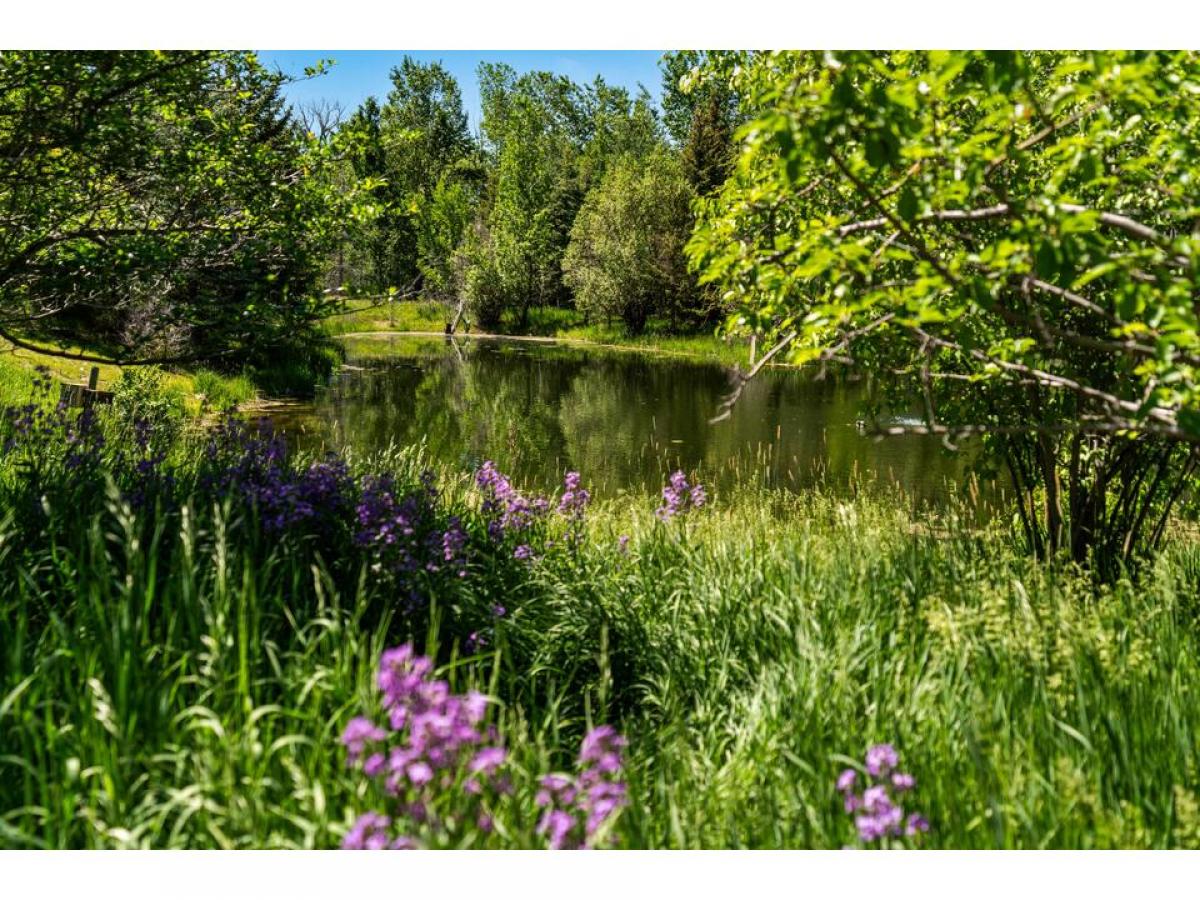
xmin=488 ymin=95 xmax=563 ymax=327
xmin=471 ymin=64 xmax=671 ymax=325
xmin=690 ymin=50 xmax=1200 ymax=570
xmin=457 ymin=219 xmax=507 ymax=330
xmin=381 ymin=57 xmax=471 ymax=196
xmin=577 ymin=80 xmax=663 ymax=186
xmin=479 ymin=63 xmax=587 ymax=155
xmin=417 ymin=158 xmax=487 ymax=302
xmin=343 ymin=57 xmax=473 ymax=294
xmin=0 ymin=50 xmax=365 ymax=365
xmin=564 ymin=151 xmax=695 ymax=334
xmin=337 ymin=96 xmax=395 ymax=292
xmin=470 ymin=65 xmax=589 ymax=326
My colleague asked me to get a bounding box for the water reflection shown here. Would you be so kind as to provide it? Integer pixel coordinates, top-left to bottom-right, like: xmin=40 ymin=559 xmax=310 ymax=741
xmin=268 ymin=334 xmax=994 ymax=508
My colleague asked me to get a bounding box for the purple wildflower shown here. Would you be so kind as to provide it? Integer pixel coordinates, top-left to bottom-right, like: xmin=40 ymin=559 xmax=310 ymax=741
xmin=558 ymin=471 xmax=591 ymax=519
xmin=475 ymin=460 xmax=548 ymax=539
xmin=905 ymin=814 xmax=930 ymax=836
xmin=341 ymin=716 xmax=387 ymax=764
xmin=865 ymin=743 xmax=899 ymax=777
xmin=656 ymin=470 xmax=707 ymax=521
xmin=469 ymin=747 xmax=508 ymax=777
xmin=342 ymin=643 xmax=509 ymax=850
xmin=838 ymin=744 xmax=927 ymax=846
xmin=441 ymin=517 xmax=468 ymax=576
xmin=535 ymin=726 xmax=628 ymax=850
xmin=342 ymin=812 xmax=393 ymax=850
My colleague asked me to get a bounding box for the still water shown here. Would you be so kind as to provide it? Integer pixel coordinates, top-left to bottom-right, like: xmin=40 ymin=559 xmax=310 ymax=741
xmin=269 ymin=334 xmax=992 ymax=507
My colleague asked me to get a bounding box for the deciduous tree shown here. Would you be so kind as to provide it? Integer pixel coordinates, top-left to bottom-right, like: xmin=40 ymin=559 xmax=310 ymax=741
xmin=690 ymin=50 xmax=1200 ymax=569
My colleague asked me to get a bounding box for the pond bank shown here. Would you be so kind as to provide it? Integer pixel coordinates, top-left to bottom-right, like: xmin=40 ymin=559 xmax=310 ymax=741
xmin=321 ymin=299 xmax=769 ymax=369
xmin=334 ymin=328 xmax=785 ymax=369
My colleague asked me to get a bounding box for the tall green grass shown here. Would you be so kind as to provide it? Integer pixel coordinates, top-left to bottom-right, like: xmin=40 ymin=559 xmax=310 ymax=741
xmin=3 ymin=439 xmax=1200 ymax=848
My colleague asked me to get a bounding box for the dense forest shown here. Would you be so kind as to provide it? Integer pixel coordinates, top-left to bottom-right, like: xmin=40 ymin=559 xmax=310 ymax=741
xmin=320 ymin=52 xmax=738 ymax=335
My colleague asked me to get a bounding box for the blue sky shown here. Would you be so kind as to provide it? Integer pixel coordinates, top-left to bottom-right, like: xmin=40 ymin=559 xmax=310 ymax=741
xmin=259 ymin=51 xmax=667 ymax=130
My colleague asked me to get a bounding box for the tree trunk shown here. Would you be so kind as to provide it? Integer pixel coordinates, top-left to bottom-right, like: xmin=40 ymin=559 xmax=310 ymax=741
xmin=447 ymin=295 xmax=468 ymax=335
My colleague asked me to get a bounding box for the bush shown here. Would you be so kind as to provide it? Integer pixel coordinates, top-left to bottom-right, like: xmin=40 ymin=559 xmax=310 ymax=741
xmin=109 ymin=367 xmax=185 ymax=454
xmin=461 ymin=243 xmax=508 ymax=331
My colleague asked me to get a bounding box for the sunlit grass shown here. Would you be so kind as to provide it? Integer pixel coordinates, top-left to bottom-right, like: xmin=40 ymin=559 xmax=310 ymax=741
xmin=3 ymin=435 xmax=1200 ymax=848
xmin=0 ymin=342 xmax=262 ymax=415
xmin=322 ymin=300 xmax=764 ymax=369
xmin=322 ymin=298 xmax=450 ymax=336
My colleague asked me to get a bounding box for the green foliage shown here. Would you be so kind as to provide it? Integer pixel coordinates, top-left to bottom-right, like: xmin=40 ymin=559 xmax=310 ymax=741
xmin=659 ymin=51 xmax=741 ymax=147
xmin=487 ymin=95 xmax=564 ymax=325
xmin=459 ymin=223 xmax=510 ymax=330
xmin=449 ymin=63 xmax=675 ymax=330
xmin=0 ymin=51 xmax=371 ymax=365
xmin=246 ymin=338 xmax=342 ymax=398
xmin=335 ymin=58 xmax=473 ymax=296
xmin=4 ymin=433 xmax=1200 ymax=847
xmin=192 ymin=369 xmax=258 ymax=408
xmin=681 ymin=92 xmax=735 ymax=195
xmin=564 ymin=152 xmax=696 ymax=334
xmin=381 ymin=57 xmax=472 ymax=197
xmin=109 ymin=367 xmax=186 ymax=455
xmin=689 ymin=50 xmax=1200 ymax=568
xmin=336 ymin=96 xmax=403 ymax=293
xmin=417 ymin=161 xmax=487 ymax=302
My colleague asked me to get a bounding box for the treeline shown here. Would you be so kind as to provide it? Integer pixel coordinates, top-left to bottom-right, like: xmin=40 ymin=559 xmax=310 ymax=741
xmin=0 ymin=50 xmax=740 ymax=374
xmin=325 ymin=52 xmax=739 ymax=335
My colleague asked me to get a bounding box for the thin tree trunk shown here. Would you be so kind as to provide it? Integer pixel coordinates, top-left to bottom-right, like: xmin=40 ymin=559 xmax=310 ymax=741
xmin=447 ymin=295 xmax=468 ymax=335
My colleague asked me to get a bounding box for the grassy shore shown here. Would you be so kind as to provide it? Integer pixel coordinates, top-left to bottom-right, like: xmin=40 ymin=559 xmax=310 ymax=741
xmin=0 ymin=341 xmax=275 ymax=415
xmin=3 ymin=393 xmax=1200 ymax=849
xmin=322 ymin=299 xmax=760 ymax=368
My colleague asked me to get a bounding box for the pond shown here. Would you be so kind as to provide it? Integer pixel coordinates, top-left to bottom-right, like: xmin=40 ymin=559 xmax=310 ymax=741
xmin=268 ymin=334 xmax=997 ymax=510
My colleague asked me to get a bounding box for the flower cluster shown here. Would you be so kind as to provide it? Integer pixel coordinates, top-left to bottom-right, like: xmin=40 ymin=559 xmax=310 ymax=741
xmin=341 ymin=643 xmax=508 ymax=850
xmin=203 ymin=414 xmax=353 ymax=534
xmin=655 ymin=470 xmax=706 ymax=521
xmin=475 ymin=460 xmax=549 ymax=542
xmin=837 ymin=744 xmax=929 ymax=845
xmin=557 ymin=470 xmax=591 ymax=519
xmin=535 ymin=725 xmax=628 ymax=849
xmin=557 ymin=470 xmax=591 ymax=547
xmin=62 ymin=405 xmax=105 ymax=472
xmin=355 ymin=473 xmax=464 ymax=583
xmin=124 ymin=417 xmax=175 ymax=509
